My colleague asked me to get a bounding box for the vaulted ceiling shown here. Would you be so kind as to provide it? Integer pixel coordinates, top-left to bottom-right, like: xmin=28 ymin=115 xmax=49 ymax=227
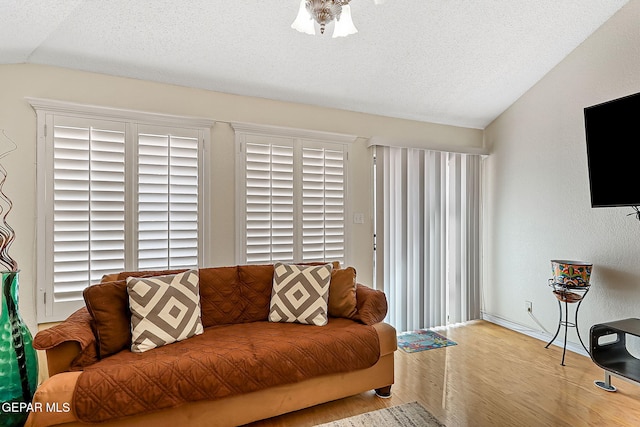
xmin=0 ymin=0 xmax=629 ymax=129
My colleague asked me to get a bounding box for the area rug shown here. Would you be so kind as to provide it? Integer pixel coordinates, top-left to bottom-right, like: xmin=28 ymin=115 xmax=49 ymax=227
xmin=397 ymin=329 xmax=457 ymax=353
xmin=314 ymin=402 xmax=445 ymax=427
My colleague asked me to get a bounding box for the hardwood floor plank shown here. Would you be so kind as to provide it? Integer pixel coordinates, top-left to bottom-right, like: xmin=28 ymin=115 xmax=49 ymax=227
xmin=248 ymin=320 xmax=640 ymax=426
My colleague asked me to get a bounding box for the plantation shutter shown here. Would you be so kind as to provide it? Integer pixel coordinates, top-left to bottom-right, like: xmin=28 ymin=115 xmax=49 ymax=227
xmin=236 ymin=127 xmax=349 ymax=265
xmin=244 ymin=141 xmax=295 ymax=263
xmin=137 ymin=126 xmax=200 ymax=270
xmin=301 ymin=144 xmax=346 ymax=262
xmin=52 ymin=116 xmax=126 ymax=306
xmin=33 ymin=99 xmax=213 ymax=323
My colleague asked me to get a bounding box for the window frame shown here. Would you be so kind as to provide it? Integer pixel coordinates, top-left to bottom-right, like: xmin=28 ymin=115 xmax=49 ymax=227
xmin=232 ymin=122 xmax=356 ymax=266
xmin=29 ymin=98 xmax=214 ymax=323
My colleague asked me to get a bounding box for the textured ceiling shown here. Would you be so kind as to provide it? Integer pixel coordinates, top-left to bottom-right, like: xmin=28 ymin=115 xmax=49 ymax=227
xmin=0 ymin=0 xmax=630 ymax=129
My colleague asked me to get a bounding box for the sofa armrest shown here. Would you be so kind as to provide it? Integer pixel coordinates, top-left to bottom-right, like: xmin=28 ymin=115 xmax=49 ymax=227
xmin=33 ymin=308 xmax=98 ymax=375
xmin=354 ymin=284 xmax=388 ymax=325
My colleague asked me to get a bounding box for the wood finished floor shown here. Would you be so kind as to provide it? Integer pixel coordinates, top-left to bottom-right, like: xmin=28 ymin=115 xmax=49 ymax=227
xmin=247 ymin=320 xmax=640 ymax=427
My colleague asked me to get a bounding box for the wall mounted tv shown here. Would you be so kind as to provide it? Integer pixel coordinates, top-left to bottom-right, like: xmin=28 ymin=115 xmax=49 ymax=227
xmin=584 ymin=91 xmax=640 ymax=208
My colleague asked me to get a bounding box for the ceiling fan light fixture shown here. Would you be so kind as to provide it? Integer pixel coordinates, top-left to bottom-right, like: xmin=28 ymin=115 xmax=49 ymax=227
xmin=291 ymin=0 xmax=316 ymax=35
xmin=332 ymin=5 xmax=358 ymax=38
xmin=292 ymin=0 xmax=358 ymax=37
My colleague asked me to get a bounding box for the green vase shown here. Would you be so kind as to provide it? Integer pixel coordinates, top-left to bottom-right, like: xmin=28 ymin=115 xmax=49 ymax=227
xmin=0 ymin=271 xmax=38 ymax=427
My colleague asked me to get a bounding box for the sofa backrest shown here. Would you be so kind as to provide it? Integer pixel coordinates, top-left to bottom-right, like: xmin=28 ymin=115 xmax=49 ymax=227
xmin=83 ymin=262 xmax=345 ymax=359
xmin=199 ymin=265 xmax=274 ymax=327
xmin=199 ymin=263 xmax=342 ymax=327
xmin=111 ymin=265 xmax=276 ymax=328
xmin=111 ymin=263 xmax=340 ymax=329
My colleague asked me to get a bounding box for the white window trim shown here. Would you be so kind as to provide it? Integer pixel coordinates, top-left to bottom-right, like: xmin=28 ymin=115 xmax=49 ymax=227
xmin=29 ymin=98 xmax=215 ymax=323
xmin=232 ymin=122 xmax=356 ymax=266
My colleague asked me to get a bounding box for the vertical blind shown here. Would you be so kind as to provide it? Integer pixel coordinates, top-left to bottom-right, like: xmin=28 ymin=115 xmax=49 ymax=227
xmin=375 ymin=146 xmax=481 ymax=332
xmin=240 ymin=136 xmax=347 ymax=265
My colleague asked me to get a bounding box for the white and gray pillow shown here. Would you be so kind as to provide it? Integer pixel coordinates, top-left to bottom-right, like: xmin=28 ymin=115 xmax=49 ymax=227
xmin=269 ymin=262 xmax=333 ymax=326
xmin=127 ymin=269 xmax=203 ymax=353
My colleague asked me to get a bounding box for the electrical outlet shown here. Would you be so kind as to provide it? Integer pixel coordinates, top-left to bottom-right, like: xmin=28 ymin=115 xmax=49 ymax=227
xmin=525 ymin=301 xmax=532 ymax=313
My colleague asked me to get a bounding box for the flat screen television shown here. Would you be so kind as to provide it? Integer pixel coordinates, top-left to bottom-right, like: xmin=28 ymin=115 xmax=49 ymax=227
xmin=584 ymin=91 xmax=640 ymax=207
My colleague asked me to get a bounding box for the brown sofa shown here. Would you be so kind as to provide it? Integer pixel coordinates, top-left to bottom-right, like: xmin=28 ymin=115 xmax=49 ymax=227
xmin=27 ymin=264 xmax=396 ymax=427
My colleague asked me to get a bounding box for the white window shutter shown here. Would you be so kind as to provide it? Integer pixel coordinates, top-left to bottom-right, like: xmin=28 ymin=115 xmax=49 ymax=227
xmin=236 ymin=126 xmax=349 ymax=266
xmin=301 ymin=145 xmax=346 ymax=262
xmin=244 ymin=142 xmax=295 ymax=263
xmin=52 ymin=117 xmax=126 ymax=305
xmin=33 ymin=98 xmax=213 ymax=323
xmin=137 ymin=128 xmax=199 ymax=270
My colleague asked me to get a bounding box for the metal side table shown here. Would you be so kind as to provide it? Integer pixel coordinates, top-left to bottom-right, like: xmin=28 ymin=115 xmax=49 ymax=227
xmin=544 ymin=282 xmax=590 ymax=365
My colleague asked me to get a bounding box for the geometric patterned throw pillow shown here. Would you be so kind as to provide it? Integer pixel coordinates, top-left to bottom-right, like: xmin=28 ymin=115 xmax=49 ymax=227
xmin=127 ymin=269 xmax=203 ymax=353
xmin=268 ymin=262 xmax=333 ymax=326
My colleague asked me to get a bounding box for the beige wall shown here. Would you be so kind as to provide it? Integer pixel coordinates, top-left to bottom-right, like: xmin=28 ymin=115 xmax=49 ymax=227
xmin=483 ymin=0 xmax=640 ymax=348
xmin=0 ymin=63 xmax=483 ymax=331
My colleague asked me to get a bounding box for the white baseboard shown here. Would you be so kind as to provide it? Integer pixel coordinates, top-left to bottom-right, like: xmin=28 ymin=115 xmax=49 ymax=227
xmin=481 ymin=311 xmax=590 ymax=358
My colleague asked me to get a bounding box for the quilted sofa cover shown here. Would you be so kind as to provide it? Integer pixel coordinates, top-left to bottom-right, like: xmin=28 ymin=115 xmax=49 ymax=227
xmin=32 ymin=264 xmax=391 ymax=425
xmin=74 ymin=319 xmax=380 ymax=422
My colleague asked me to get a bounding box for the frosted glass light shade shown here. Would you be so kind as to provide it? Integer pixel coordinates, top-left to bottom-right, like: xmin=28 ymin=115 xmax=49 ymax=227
xmin=332 ymin=5 xmax=358 ymax=38
xmin=291 ymin=0 xmax=316 ymax=35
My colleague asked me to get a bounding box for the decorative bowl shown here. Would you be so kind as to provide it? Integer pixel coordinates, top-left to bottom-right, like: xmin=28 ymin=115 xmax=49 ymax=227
xmin=551 ymin=260 xmax=592 ymax=288
xmin=553 ymin=290 xmax=585 ymax=303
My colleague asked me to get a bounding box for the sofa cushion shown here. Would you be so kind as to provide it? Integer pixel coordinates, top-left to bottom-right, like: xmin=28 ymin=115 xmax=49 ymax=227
xmin=269 ymin=262 xmax=333 ymax=326
xmin=82 ymin=269 xmax=188 ymax=358
xmin=72 ymin=318 xmax=381 ymax=423
xmin=198 ymin=266 xmax=244 ymax=327
xmin=235 ymin=262 xmax=339 ymax=324
xmin=237 ymin=264 xmax=276 ymax=322
xmin=328 ymin=267 xmax=358 ymax=319
xmin=101 ymin=273 xmax=119 ymax=282
xmin=83 ymin=279 xmax=131 ymax=358
xmin=127 ymin=270 xmax=204 ymax=353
